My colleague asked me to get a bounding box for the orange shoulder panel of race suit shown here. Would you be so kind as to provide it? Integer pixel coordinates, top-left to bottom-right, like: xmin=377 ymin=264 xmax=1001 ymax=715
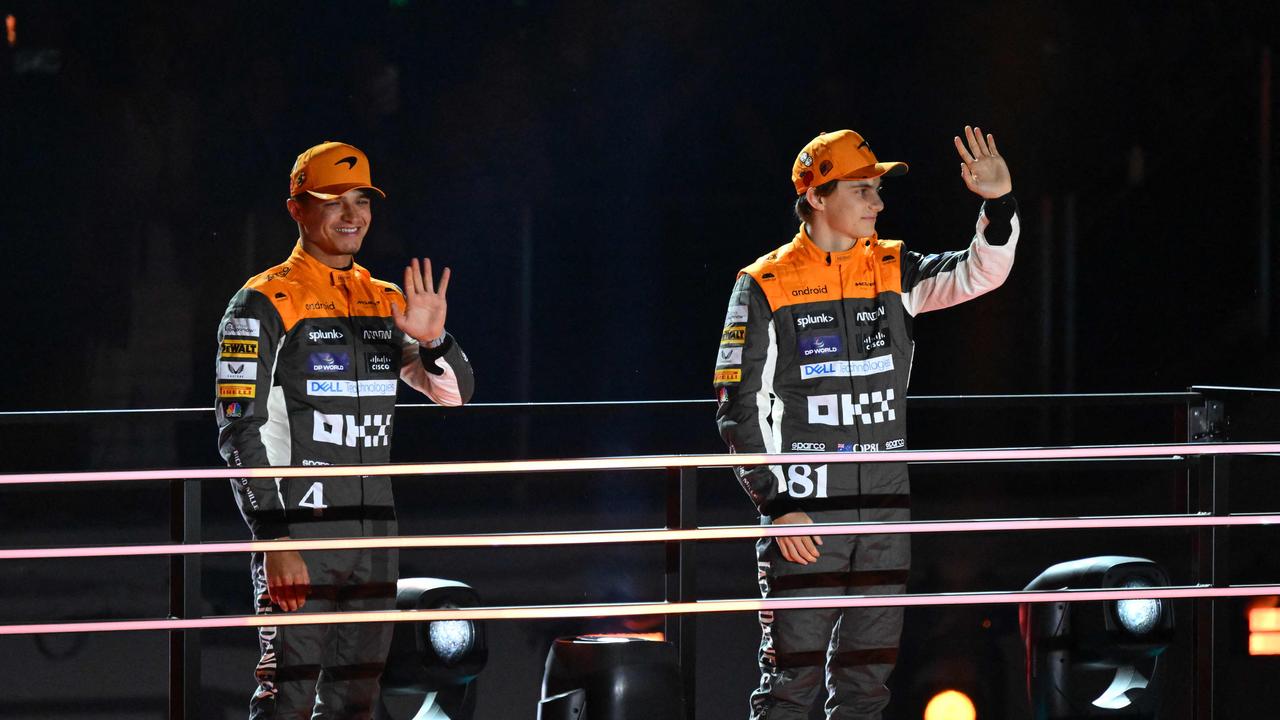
xmin=871 ymin=239 xmax=905 ymax=295
xmin=242 ymin=260 xmax=373 ymax=331
xmin=362 ymin=275 xmax=407 ymax=318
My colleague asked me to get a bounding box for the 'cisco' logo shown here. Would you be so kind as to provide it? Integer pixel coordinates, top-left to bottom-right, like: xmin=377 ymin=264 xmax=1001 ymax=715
xmin=366 ymin=352 xmax=394 ymax=373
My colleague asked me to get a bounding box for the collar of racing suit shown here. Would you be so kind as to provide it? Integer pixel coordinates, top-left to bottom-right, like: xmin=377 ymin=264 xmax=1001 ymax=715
xmin=288 ymin=241 xmax=369 ymax=289
xmin=795 ymin=223 xmax=879 ymax=272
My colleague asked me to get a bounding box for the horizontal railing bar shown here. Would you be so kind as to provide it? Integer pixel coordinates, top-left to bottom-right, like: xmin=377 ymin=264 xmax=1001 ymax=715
xmin=0 ymin=400 xmax=711 ymax=422
xmin=3 ymin=584 xmax=1277 ymax=636
xmin=6 ymin=512 xmax=1279 ymax=560
xmin=910 ymin=456 xmax=1191 ymax=468
xmin=1190 ymin=385 xmax=1280 ymax=395
xmin=3 ymin=443 xmax=1279 ymax=486
xmin=0 ymin=391 xmax=1207 ymax=423
xmin=907 ymin=391 xmax=1201 ymax=408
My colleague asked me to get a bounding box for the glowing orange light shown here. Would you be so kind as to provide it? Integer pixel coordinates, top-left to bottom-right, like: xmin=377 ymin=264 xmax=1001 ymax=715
xmin=924 ymin=690 xmax=976 ymax=720
xmin=1248 ymin=603 xmax=1280 ymax=654
xmin=1250 ymin=632 xmax=1280 ymax=656
xmin=1250 ymin=607 xmax=1280 ymax=632
xmin=5 ymin=15 xmax=15 ymax=48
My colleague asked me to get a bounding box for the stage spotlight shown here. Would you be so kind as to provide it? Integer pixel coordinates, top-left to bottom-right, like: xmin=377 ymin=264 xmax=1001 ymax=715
xmin=377 ymin=578 xmax=487 ymax=720
xmin=924 ymin=689 xmax=976 ymax=720
xmin=1248 ymin=598 xmax=1280 ymax=655
xmin=1021 ymin=556 xmax=1173 ymax=718
xmin=537 ymin=635 xmax=685 ymax=719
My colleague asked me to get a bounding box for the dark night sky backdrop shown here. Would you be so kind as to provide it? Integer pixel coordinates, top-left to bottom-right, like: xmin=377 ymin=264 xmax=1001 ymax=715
xmin=1 ymin=2 xmax=1279 ymax=719
xmin=2 ymin=1 xmax=1277 ymax=415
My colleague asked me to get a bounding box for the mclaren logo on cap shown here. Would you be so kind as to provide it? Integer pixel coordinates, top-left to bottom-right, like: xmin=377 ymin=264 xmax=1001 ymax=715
xmin=335 ymin=156 xmax=358 ymax=169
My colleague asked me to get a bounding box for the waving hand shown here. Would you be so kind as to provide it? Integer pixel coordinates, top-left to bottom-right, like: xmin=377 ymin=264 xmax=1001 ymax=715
xmin=392 ymin=257 xmax=450 ymax=343
xmin=954 ymin=125 xmax=1012 ymax=199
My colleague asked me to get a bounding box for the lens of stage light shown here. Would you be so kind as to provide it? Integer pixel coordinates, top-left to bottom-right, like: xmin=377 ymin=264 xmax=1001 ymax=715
xmin=428 ymin=604 xmax=474 ymax=665
xmin=1116 ymin=578 xmax=1161 ymax=635
xmin=923 ymin=689 xmax=976 ymax=720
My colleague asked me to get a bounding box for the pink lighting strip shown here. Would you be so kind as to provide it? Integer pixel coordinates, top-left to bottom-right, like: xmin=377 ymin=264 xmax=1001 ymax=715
xmin=3 ymin=513 xmax=1279 ymax=561
xmin=4 ymin=585 xmax=1279 ymax=636
xmin=4 ymin=442 xmax=1278 ymax=636
xmin=2 ymin=443 xmax=1279 ymax=486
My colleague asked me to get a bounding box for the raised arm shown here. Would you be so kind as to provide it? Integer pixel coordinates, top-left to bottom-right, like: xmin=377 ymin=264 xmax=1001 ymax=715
xmin=393 ymin=257 xmax=474 ymax=405
xmin=902 ymin=126 xmax=1020 ymax=316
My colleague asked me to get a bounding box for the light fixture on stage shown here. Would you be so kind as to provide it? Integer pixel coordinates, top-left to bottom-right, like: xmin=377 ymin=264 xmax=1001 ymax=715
xmin=1247 ymin=598 xmax=1280 ymax=655
xmin=924 ymin=689 xmax=976 ymax=720
xmin=1021 ymin=556 xmax=1173 ymax=719
xmin=377 ymin=578 xmax=488 ymax=720
xmin=537 ymin=635 xmax=685 ymax=719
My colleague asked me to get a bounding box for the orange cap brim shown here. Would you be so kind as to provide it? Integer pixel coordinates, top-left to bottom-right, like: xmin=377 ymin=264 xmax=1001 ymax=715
xmin=841 ymin=162 xmax=909 ymax=180
xmin=305 ymin=184 xmax=387 ymax=200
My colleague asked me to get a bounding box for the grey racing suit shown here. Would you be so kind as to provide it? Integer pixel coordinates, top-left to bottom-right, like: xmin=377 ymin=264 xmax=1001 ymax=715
xmin=714 ymin=195 xmax=1018 ymax=719
xmin=216 ymin=241 xmax=474 ymax=719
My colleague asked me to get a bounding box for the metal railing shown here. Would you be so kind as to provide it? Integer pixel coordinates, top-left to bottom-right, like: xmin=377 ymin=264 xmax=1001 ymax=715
xmin=1 ymin=387 xmax=1276 ymax=719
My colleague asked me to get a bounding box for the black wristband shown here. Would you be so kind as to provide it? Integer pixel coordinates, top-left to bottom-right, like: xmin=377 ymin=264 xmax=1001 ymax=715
xmin=418 ymin=333 xmax=455 ymax=375
xmin=981 ymin=193 xmax=1018 ymax=245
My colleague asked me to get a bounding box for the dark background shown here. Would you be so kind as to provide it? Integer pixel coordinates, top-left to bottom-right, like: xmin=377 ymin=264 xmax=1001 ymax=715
xmin=1 ymin=1 xmax=1278 ymax=718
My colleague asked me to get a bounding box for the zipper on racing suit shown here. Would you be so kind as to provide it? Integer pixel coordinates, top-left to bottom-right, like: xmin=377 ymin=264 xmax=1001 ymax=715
xmin=334 ymin=270 xmax=369 ymax=530
xmin=830 ymin=250 xmax=866 ymax=512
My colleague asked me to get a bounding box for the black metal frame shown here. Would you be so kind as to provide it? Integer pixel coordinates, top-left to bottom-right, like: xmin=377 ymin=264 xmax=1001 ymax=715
xmin=3 ymin=388 xmax=1267 ymax=720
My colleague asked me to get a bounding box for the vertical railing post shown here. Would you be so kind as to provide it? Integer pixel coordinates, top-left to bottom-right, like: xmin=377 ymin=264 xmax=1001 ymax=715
xmin=169 ymin=478 xmax=202 ymax=719
xmin=1188 ymin=396 xmax=1226 ymax=720
xmin=664 ymin=466 xmax=697 ymax=720
xmin=1205 ymin=454 xmax=1230 ymax=720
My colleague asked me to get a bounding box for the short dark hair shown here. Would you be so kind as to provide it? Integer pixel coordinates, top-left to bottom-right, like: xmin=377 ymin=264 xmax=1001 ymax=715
xmin=794 ymin=179 xmax=839 ymax=222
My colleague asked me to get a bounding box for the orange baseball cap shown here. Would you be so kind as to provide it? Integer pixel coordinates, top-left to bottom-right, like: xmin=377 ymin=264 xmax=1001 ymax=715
xmin=791 ymin=130 xmax=908 ymax=194
xmin=289 ymin=141 xmax=386 ymax=199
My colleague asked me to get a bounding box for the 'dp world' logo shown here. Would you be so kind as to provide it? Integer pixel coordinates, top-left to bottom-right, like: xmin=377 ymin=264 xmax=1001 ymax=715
xmin=309 ymin=352 xmax=349 ymax=373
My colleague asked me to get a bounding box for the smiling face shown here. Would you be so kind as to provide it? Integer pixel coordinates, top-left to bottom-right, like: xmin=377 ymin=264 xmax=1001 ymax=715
xmin=818 ymin=178 xmax=884 ymax=240
xmin=287 ymin=189 xmax=373 ymax=268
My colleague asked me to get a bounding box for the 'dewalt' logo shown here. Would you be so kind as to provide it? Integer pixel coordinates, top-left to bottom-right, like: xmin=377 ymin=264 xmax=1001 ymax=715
xmin=220 ymin=339 xmax=258 ymax=358
xmin=720 ymin=325 xmax=747 ymax=346
xmin=713 ymin=368 xmax=742 ymax=384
